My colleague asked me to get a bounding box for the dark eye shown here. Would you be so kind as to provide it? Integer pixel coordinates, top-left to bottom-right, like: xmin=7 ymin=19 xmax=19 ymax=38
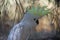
xmin=34 ymin=18 xmax=36 ymax=21
xmin=34 ymin=18 xmax=39 ymax=25
xmin=0 ymin=12 xmax=1 ymax=15
xmin=36 ymin=20 xmax=39 ymax=24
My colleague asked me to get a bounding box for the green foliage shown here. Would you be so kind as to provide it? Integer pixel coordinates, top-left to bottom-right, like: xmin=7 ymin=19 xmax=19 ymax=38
xmin=27 ymin=5 xmax=51 ymax=16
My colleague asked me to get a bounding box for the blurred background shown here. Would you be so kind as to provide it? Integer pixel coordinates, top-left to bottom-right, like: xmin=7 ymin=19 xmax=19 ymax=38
xmin=0 ymin=0 xmax=60 ymax=40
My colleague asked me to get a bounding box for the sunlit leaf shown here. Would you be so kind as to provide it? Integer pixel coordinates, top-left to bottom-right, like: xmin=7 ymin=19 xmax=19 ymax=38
xmin=27 ymin=5 xmax=51 ymax=16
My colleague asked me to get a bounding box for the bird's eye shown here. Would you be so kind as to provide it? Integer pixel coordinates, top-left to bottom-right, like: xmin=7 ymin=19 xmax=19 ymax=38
xmin=36 ymin=20 xmax=39 ymax=24
xmin=34 ymin=18 xmax=36 ymax=21
xmin=34 ymin=18 xmax=39 ymax=25
xmin=0 ymin=12 xmax=1 ymax=14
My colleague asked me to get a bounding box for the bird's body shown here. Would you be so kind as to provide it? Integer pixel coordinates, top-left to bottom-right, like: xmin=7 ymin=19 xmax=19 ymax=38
xmin=7 ymin=13 xmax=38 ymax=40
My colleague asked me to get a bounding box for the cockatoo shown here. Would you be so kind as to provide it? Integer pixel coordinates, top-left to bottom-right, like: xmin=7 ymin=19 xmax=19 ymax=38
xmin=7 ymin=6 xmax=50 ymax=40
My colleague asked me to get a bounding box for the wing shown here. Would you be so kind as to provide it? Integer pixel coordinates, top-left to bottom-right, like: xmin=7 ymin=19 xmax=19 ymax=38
xmin=7 ymin=23 xmax=31 ymax=40
xmin=7 ymin=23 xmax=23 ymax=40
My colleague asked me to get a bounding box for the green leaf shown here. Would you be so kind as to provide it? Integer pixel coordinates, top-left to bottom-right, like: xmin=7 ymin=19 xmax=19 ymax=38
xmin=27 ymin=5 xmax=51 ymax=16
